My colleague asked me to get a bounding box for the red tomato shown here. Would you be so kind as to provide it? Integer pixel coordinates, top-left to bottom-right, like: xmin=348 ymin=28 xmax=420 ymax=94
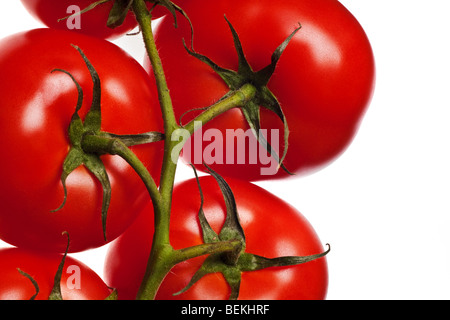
xmin=147 ymin=0 xmax=375 ymax=181
xmin=0 ymin=247 xmax=111 ymax=300
xmin=104 ymin=176 xmax=328 ymax=300
xmin=20 ymin=0 xmax=141 ymax=40
xmin=0 ymin=29 xmax=163 ymax=253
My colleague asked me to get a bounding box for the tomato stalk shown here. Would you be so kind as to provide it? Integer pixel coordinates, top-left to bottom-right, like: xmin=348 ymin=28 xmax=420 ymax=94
xmin=133 ymin=0 xmax=178 ymax=246
xmin=81 ymin=133 xmax=162 ymax=208
xmin=129 ymin=0 xmax=259 ymax=300
xmin=132 ymin=0 xmax=188 ymax=300
xmin=130 ymin=83 xmax=257 ymax=299
xmin=182 ymin=83 xmax=257 ymax=135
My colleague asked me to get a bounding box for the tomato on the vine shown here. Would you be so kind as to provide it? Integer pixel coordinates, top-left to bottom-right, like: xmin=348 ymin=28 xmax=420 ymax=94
xmin=0 ymin=247 xmax=111 ymax=300
xmin=104 ymin=176 xmax=328 ymax=300
xmin=148 ymin=0 xmax=375 ymax=181
xmin=0 ymin=28 xmax=163 ymax=253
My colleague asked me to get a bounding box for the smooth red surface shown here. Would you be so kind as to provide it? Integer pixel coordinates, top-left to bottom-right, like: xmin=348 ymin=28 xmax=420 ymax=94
xmin=0 ymin=29 xmax=163 ymax=252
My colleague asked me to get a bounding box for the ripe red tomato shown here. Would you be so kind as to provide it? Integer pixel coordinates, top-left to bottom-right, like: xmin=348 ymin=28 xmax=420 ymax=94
xmin=0 ymin=247 xmax=111 ymax=300
xmin=148 ymin=0 xmax=375 ymax=181
xmin=20 ymin=0 xmax=141 ymax=40
xmin=104 ymin=176 xmax=328 ymax=300
xmin=0 ymin=28 xmax=163 ymax=253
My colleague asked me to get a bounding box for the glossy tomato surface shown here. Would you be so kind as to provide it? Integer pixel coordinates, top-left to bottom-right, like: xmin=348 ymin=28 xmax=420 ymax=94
xmin=105 ymin=176 xmax=328 ymax=300
xmin=20 ymin=0 xmax=140 ymax=40
xmin=0 ymin=29 xmax=163 ymax=252
xmin=0 ymin=247 xmax=111 ymax=300
xmin=148 ymin=0 xmax=375 ymax=181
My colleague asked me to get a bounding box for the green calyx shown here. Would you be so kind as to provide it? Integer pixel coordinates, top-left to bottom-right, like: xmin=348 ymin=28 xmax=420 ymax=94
xmin=146 ymin=0 xmax=192 ymax=29
xmin=183 ymin=16 xmax=301 ymax=175
xmin=108 ymin=0 xmax=192 ymax=30
xmin=57 ymin=0 xmax=133 ymax=29
xmin=51 ymin=45 xmax=112 ymax=243
xmin=108 ymin=0 xmax=134 ymax=28
xmin=52 ymin=45 xmax=163 ymax=242
xmin=65 ymin=0 xmax=193 ymax=30
xmin=175 ymin=165 xmax=330 ymax=300
xmin=18 ymin=232 xmax=117 ymax=300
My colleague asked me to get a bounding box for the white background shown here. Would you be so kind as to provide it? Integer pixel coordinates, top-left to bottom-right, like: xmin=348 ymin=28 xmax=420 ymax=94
xmin=1 ymin=1 xmax=450 ymax=300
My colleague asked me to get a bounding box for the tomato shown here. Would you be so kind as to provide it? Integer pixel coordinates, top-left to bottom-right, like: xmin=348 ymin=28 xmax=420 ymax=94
xmin=19 ymin=0 xmax=171 ymax=39
xmin=0 ymin=247 xmax=111 ymax=300
xmin=104 ymin=176 xmax=328 ymax=300
xmin=147 ymin=0 xmax=375 ymax=181
xmin=20 ymin=0 xmax=141 ymax=40
xmin=0 ymin=28 xmax=163 ymax=253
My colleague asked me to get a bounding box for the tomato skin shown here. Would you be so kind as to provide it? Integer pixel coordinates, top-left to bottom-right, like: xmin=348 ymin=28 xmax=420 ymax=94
xmin=148 ymin=0 xmax=375 ymax=181
xmin=0 ymin=29 xmax=163 ymax=253
xmin=0 ymin=247 xmax=111 ymax=300
xmin=104 ymin=176 xmax=328 ymax=300
xmin=19 ymin=0 xmax=169 ymax=39
xmin=20 ymin=0 xmax=140 ymax=40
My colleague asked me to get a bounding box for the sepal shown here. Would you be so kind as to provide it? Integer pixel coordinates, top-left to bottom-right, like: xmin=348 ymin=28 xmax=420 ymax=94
xmin=108 ymin=0 xmax=134 ymax=28
xmin=148 ymin=0 xmax=192 ymax=30
xmin=17 ymin=269 xmax=40 ymax=300
xmin=52 ymin=45 xmax=162 ymax=241
xmin=48 ymin=232 xmax=71 ymax=300
xmin=183 ymin=17 xmax=301 ymax=174
xmin=57 ymin=0 xmax=112 ymax=24
xmin=177 ymin=166 xmax=329 ymax=300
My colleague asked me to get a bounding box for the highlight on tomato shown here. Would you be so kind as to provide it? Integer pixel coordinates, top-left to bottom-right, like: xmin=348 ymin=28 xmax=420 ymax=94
xmin=0 ymin=247 xmax=112 ymax=300
xmin=104 ymin=175 xmax=328 ymax=300
xmin=0 ymin=28 xmax=163 ymax=253
xmin=147 ymin=0 xmax=375 ymax=181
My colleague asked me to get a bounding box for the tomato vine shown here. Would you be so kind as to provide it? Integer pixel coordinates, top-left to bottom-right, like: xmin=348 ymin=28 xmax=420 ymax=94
xmin=1 ymin=0 xmax=376 ymax=300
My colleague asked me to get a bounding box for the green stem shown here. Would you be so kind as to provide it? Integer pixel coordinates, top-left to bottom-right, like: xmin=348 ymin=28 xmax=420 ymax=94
xmin=132 ymin=86 xmax=258 ymax=300
xmin=133 ymin=0 xmax=178 ymax=246
xmin=136 ymin=240 xmax=242 ymax=300
xmin=132 ymin=0 xmax=180 ymax=301
xmin=131 ymin=0 xmax=259 ymax=300
xmin=174 ymin=240 xmax=242 ymax=265
xmin=132 ymin=0 xmax=177 ymax=131
xmin=183 ymin=83 xmax=258 ymax=135
xmin=81 ymin=134 xmax=162 ymax=208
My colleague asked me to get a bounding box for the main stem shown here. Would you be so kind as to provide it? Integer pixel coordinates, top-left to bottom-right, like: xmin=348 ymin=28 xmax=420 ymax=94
xmin=131 ymin=0 xmax=257 ymax=300
xmin=133 ymin=0 xmax=177 ymax=247
xmin=132 ymin=0 xmax=176 ymax=300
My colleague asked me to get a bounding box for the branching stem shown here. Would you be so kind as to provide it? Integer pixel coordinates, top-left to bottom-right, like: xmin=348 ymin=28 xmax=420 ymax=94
xmin=130 ymin=0 xmax=258 ymax=300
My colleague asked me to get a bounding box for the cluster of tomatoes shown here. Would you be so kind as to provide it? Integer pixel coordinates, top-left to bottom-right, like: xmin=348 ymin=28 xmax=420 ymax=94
xmin=0 ymin=0 xmax=374 ymax=300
